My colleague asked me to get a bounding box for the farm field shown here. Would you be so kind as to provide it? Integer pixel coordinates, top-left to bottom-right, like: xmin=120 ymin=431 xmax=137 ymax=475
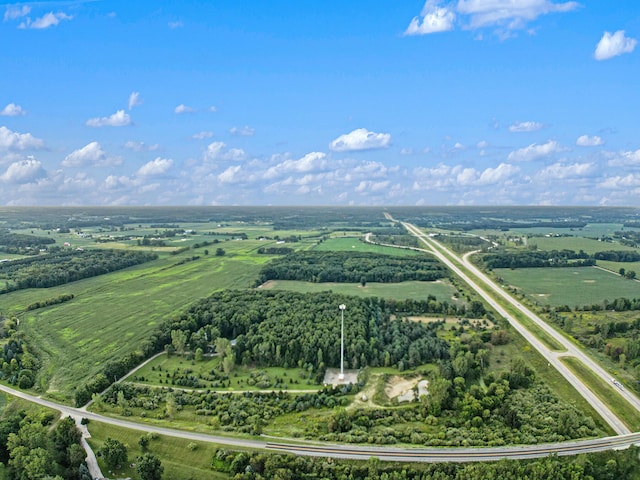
xmin=526 ymin=235 xmax=638 ymax=255
xmin=312 ymin=236 xmax=419 ymax=256
xmin=260 ymin=279 xmax=464 ymax=304
xmin=0 ymin=245 xmax=265 ymax=401
xmin=494 ymin=266 xmax=640 ymax=308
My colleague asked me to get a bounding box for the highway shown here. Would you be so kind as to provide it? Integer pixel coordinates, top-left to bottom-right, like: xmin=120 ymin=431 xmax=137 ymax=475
xmin=1 ymin=382 xmax=640 ymax=464
xmin=398 ymin=219 xmax=640 ymax=435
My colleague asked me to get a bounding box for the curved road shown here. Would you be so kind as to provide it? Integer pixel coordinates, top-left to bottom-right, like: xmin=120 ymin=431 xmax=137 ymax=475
xmin=1 ymin=382 xmax=640 ymax=464
xmin=398 ymin=220 xmax=640 ymax=435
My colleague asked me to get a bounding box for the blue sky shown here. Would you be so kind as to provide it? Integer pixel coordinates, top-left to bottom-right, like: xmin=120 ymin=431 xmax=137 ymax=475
xmin=1 ymin=1 xmax=638 ymax=206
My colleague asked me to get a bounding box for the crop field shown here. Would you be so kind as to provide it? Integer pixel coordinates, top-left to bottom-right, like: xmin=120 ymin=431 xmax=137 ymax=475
xmin=260 ymin=279 xmax=464 ymax=303
xmin=495 ymin=266 xmax=640 ymax=307
xmin=312 ymin=236 xmax=420 ymax=256
xmin=130 ymin=353 xmax=321 ymax=392
xmin=527 ymin=235 xmax=638 ymax=255
xmin=0 ymin=247 xmax=265 ymax=401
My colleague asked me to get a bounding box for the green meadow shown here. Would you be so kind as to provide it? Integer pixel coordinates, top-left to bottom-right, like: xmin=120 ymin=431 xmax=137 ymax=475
xmin=260 ymin=279 xmax=464 ymax=303
xmin=494 ymin=266 xmax=640 ymax=308
xmin=312 ymin=236 xmax=419 ymax=256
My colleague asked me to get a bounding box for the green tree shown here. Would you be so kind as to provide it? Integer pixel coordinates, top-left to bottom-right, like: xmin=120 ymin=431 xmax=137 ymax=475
xmin=215 ymin=248 xmax=225 ymax=256
xmin=136 ymin=453 xmax=164 ymax=480
xmin=100 ymin=437 xmax=128 ymax=470
xmin=171 ymin=329 xmax=188 ymax=356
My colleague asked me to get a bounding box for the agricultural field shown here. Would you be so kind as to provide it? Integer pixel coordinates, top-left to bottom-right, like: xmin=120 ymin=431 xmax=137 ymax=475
xmin=494 ymin=266 xmax=640 ymax=308
xmin=260 ymin=279 xmax=465 ymax=304
xmin=312 ymin=236 xmax=419 ymax=256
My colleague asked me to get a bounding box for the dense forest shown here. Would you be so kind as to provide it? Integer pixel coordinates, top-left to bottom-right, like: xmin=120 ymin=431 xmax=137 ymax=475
xmin=173 ymin=291 xmax=450 ymax=372
xmin=482 ymin=250 xmax=598 ymax=269
xmin=0 ymin=408 xmax=89 ymax=480
xmin=0 ymin=249 xmax=157 ymax=292
xmin=0 ymin=230 xmax=56 ymax=254
xmin=216 ymin=446 xmax=640 ymax=480
xmin=257 ymin=251 xmax=448 ymax=284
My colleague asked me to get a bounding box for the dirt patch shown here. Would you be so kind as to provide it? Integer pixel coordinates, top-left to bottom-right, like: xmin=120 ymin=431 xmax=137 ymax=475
xmin=323 ymin=368 xmax=358 ymax=386
xmin=583 ymin=280 xmax=596 ymax=283
xmin=385 ymin=375 xmax=418 ymax=399
xmin=257 ymin=280 xmax=275 ymax=289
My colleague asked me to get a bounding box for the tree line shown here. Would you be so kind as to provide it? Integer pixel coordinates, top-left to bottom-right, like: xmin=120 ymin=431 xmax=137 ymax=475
xmin=257 ymin=251 xmax=448 ymax=284
xmin=0 ymin=249 xmax=157 ymax=293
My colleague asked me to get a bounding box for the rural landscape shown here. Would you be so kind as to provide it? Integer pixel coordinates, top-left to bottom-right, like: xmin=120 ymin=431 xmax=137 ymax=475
xmin=0 ymin=206 xmax=639 ymax=479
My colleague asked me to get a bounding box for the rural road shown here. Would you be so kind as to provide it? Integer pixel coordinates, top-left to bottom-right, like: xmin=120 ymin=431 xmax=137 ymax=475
xmin=397 ymin=219 xmax=639 ymax=435
xmin=1 ymin=382 xmax=640 ymax=464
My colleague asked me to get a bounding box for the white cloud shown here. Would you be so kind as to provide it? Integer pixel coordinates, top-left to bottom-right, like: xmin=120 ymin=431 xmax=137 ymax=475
xmin=123 ymin=141 xmax=159 ymax=152
xmin=0 ymin=126 xmax=45 ymax=151
xmin=594 ymin=30 xmax=637 ymax=61
xmin=330 ymin=128 xmax=392 ymax=152
xmin=576 ymin=134 xmax=604 ymax=147
xmin=476 ymin=140 xmax=490 ymax=149
xmin=86 ymin=110 xmax=132 ymax=127
xmin=128 ymin=92 xmax=142 ymax=110
xmin=400 ymin=148 xmax=414 ymax=155
xmin=599 ymin=174 xmax=640 ymax=190
xmin=192 ymin=131 xmax=214 ymax=140
xmin=354 ymin=180 xmax=390 ymax=193
xmin=174 ymin=104 xmax=195 ymax=114
xmin=168 ymin=21 xmax=183 ymax=29
xmin=606 ymin=149 xmax=640 ymax=167
xmin=229 ymin=126 xmax=255 ymax=137
xmin=63 ymin=142 xmax=123 ymax=167
xmin=264 ymin=152 xmax=327 ymax=179
xmin=509 ymin=121 xmax=545 ymax=132
xmin=507 ymin=140 xmax=566 ymax=161
xmin=405 ymin=0 xmax=455 ymax=35
xmin=405 ymin=0 xmax=578 ymax=37
xmin=476 ymin=163 xmax=519 ymax=185
xmin=1 ymin=103 xmax=26 ymax=116
xmin=1 ymin=157 xmax=46 ymax=183
xmin=536 ymin=162 xmax=596 ymax=180
xmin=208 ymin=106 xmax=217 ymax=113
xmin=218 ymin=165 xmax=243 ymax=184
xmin=203 ymin=141 xmax=246 ymax=162
xmin=20 ymin=11 xmax=72 ymax=29
xmin=137 ymin=157 xmax=173 ymax=176
xmin=4 ymin=5 xmax=30 ymax=21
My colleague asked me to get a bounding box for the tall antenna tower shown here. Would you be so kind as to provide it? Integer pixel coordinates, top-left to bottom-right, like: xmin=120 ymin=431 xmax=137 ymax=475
xmin=339 ymin=304 xmax=346 ymax=381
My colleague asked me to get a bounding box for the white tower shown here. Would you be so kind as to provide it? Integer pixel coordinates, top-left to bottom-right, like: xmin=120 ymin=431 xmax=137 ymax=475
xmin=339 ymin=304 xmax=346 ymax=381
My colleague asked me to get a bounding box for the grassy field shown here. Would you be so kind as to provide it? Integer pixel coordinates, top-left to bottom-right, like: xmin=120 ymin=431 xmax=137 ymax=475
xmin=87 ymin=420 xmax=232 ymax=480
xmin=312 ymin=236 xmax=420 ymax=256
xmin=260 ymin=279 xmax=464 ymax=303
xmin=130 ymin=353 xmax=321 ymax=392
xmin=527 ymin=235 xmax=638 ymax=255
xmin=0 ymin=245 xmax=266 ymax=402
xmin=561 ymin=357 xmax=640 ymax=432
xmin=494 ymin=266 xmax=640 ymax=308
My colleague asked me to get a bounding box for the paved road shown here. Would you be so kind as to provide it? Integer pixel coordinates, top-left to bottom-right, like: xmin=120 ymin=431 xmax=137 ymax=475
xmin=3 ymin=382 xmax=640 ymax=464
xmin=398 ymin=220 xmax=638 ymax=435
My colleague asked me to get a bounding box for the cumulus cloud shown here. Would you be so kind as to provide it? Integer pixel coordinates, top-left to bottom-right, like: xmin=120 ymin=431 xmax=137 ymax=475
xmin=203 ymin=141 xmax=246 ymax=162
xmin=20 ymin=11 xmax=72 ymax=29
xmin=405 ymin=0 xmax=579 ymax=36
xmin=168 ymin=21 xmax=183 ymax=29
xmin=606 ymin=149 xmax=640 ymax=167
xmin=86 ymin=110 xmax=132 ymax=127
xmin=1 ymin=157 xmax=46 ymax=183
xmin=599 ymin=174 xmax=640 ymax=190
xmin=0 ymin=126 xmax=45 ymax=151
xmin=264 ymin=152 xmax=327 ymax=179
xmin=1 ymin=103 xmax=26 ymax=116
xmin=123 ymin=141 xmax=159 ymax=152
xmin=229 ymin=126 xmax=255 ymax=137
xmin=594 ymin=30 xmax=637 ymax=61
xmin=174 ymin=104 xmax=195 ymax=114
xmin=330 ymin=128 xmax=392 ymax=152
xmin=576 ymin=135 xmax=604 ymax=147
xmin=536 ymin=162 xmax=596 ymax=180
xmin=509 ymin=121 xmax=545 ymax=132
xmin=218 ymin=165 xmax=243 ymax=184
xmin=137 ymin=157 xmax=173 ymax=176
xmin=192 ymin=131 xmax=214 ymax=140
xmin=128 ymin=92 xmax=142 ymax=110
xmin=4 ymin=5 xmax=30 ymax=21
xmin=405 ymin=0 xmax=455 ymax=35
xmin=62 ymin=142 xmax=122 ymax=167
xmin=507 ymin=140 xmax=566 ymax=161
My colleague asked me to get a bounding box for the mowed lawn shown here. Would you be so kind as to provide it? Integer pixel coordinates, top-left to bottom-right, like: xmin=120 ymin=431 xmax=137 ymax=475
xmin=495 ymin=266 xmax=640 ymax=308
xmin=312 ymin=236 xmax=420 ymax=256
xmin=260 ymin=279 xmax=464 ymax=304
xmin=0 ymin=245 xmax=267 ymax=402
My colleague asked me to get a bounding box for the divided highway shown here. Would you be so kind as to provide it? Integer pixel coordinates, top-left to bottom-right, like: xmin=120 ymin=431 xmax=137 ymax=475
xmin=399 ymin=219 xmax=640 ymax=435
